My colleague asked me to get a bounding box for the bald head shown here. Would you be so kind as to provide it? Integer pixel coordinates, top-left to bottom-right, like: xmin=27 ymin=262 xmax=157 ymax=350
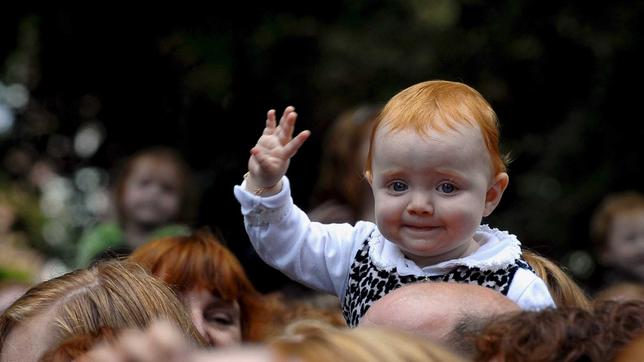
xmin=360 ymin=282 xmax=519 ymax=344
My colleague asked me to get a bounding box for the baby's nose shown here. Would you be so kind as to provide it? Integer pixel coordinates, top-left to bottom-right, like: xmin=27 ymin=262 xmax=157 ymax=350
xmin=407 ymin=193 xmax=434 ymax=215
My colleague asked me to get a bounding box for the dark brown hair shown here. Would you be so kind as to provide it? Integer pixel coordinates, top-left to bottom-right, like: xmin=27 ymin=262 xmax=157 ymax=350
xmin=472 ymin=301 xmax=644 ymax=362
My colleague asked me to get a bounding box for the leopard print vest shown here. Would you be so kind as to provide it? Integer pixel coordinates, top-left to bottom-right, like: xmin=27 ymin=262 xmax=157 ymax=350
xmin=341 ymin=235 xmax=534 ymax=327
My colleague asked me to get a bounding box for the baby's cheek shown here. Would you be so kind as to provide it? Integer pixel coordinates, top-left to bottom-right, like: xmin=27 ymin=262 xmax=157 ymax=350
xmin=443 ymin=204 xmax=481 ymax=233
xmin=375 ymin=202 xmax=397 ymax=223
xmin=374 ymin=207 xmax=395 ymax=238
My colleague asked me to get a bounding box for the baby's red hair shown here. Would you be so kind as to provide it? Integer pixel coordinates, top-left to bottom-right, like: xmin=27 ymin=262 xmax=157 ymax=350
xmin=365 ymin=80 xmax=507 ymax=180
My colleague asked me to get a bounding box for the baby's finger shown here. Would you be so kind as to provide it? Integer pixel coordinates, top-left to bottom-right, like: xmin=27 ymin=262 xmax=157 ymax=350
xmin=282 ymin=130 xmax=310 ymax=159
xmin=277 ymin=111 xmax=297 ymax=142
xmin=266 ymin=109 xmax=276 ymax=130
xmin=279 ymin=106 xmax=294 ymax=122
xmin=263 ymin=110 xmax=276 ymax=136
xmin=277 ymin=106 xmax=294 ymax=130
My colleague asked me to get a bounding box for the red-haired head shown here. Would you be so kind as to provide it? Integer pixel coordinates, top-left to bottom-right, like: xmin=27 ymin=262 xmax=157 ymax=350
xmin=365 ymin=80 xmax=507 ymax=181
xmin=129 ymin=231 xmax=275 ymax=346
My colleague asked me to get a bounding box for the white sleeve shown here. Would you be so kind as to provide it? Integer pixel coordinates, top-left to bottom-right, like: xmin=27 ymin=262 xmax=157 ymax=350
xmin=233 ymin=176 xmax=370 ymax=297
xmin=506 ymin=268 xmax=556 ymax=310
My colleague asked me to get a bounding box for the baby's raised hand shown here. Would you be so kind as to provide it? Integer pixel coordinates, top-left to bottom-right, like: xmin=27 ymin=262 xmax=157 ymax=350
xmin=245 ymin=106 xmax=310 ymax=196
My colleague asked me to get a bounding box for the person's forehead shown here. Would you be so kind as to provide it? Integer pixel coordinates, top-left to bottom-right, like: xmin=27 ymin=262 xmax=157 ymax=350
xmin=129 ymin=158 xmax=181 ymax=180
xmin=182 ymin=288 xmax=240 ymax=310
xmin=615 ymin=209 xmax=644 ymax=219
xmin=372 ymin=124 xmax=492 ymax=173
xmin=612 ymin=211 xmax=644 ymax=229
xmin=133 ymin=157 xmax=179 ymax=171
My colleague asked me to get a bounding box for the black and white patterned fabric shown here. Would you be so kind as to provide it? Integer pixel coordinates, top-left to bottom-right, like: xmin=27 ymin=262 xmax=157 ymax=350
xmin=341 ymin=233 xmax=534 ymax=327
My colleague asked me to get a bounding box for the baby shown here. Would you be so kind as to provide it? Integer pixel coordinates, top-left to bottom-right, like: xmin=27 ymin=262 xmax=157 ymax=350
xmin=235 ymin=80 xmax=555 ymax=327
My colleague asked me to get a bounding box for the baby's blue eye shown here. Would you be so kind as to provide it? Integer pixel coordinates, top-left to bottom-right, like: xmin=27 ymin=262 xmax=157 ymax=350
xmin=389 ymin=181 xmax=408 ymax=192
xmin=438 ymin=183 xmax=456 ymax=193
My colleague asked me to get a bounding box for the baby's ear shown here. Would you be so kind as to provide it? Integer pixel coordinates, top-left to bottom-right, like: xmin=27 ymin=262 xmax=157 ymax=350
xmin=484 ymin=172 xmax=509 ymax=217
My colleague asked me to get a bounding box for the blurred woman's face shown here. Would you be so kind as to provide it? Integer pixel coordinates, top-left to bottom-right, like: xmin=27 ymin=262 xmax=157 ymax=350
xmin=182 ymin=288 xmax=242 ymax=347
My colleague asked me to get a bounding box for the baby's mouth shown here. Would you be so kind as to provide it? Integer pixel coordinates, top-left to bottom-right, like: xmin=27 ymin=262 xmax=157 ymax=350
xmin=402 ymin=224 xmax=441 ymax=231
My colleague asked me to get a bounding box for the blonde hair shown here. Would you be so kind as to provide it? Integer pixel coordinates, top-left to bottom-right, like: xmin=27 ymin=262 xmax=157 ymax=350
xmin=365 ymin=80 xmax=507 ymax=179
xmin=0 ymin=261 xmax=204 ymax=354
xmin=591 ymin=191 xmax=644 ymax=251
xmin=522 ymin=250 xmax=591 ymax=310
xmin=270 ymin=320 xmax=466 ymax=362
xmin=39 ymin=327 xmax=121 ymax=362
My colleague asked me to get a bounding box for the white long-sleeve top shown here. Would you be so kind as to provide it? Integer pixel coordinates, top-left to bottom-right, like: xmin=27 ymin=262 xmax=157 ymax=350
xmin=234 ymin=176 xmax=555 ymax=323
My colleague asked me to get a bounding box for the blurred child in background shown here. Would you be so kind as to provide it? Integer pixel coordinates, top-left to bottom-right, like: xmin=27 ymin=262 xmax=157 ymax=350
xmin=75 ymin=148 xmax=196 ymax=266
xmin=308 ymin=105 xmax=380 ymax=224
xmin=590 ymin=191 xmax=644 ymax=289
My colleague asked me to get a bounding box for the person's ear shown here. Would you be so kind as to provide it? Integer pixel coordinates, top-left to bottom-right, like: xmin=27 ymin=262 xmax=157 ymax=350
xmin=484 ymin=172 xmax=509 ymax=217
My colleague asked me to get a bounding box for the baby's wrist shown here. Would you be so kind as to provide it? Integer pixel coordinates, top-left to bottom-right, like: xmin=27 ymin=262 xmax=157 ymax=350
xmin=243 ymin=172 xmax=282 ymax=196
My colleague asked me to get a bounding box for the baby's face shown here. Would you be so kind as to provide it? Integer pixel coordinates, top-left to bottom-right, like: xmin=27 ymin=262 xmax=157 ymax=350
xmin=122 ymin=158 xmax=182 ymax=228
xmin=603 ymin=210 xmax=644 ymax=279
xmin=370 ymin=124 xmax=501 ymax=267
